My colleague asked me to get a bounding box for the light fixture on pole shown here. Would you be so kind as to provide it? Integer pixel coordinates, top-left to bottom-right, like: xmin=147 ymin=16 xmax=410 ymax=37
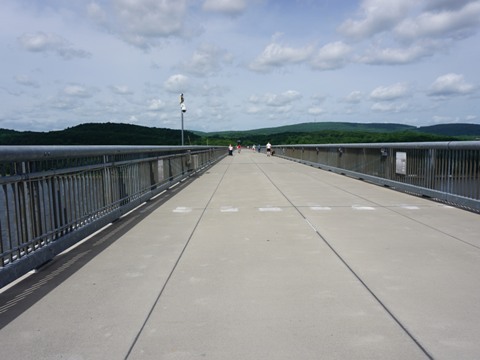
xmin=180 ymin=93 xmax=186 ymax=146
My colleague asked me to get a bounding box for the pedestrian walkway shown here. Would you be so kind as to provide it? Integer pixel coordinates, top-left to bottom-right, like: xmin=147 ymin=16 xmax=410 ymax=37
xmin=1 ymin=151 xmax=479 ymax=360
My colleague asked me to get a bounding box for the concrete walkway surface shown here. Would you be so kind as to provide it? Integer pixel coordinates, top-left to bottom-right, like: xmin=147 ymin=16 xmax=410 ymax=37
xmin=1 ymin=150 xmax=479 ymax=360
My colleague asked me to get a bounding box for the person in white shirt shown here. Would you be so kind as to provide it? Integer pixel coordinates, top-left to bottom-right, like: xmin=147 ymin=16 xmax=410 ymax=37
xmin=266 ymin=142 xmax=272 ymax=156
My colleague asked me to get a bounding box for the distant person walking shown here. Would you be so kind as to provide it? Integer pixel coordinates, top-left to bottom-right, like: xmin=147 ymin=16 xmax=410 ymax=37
xmin=266 ymin=142 xmax=272 ymax=156
xmin=228 ymin=144 xmax=233 ymax=156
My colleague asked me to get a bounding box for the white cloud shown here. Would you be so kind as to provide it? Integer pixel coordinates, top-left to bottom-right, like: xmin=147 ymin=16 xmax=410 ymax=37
xmin=311 ymin=94 xmax=327 ymax=103
xmin=15 ymin=75 xmax=39 ymax=88
xmin=246 ymin=105 xmax=262 ymax=114
xmin=18 ymin=32 xmax=91 ymax=60
xmin=245 ymin=90 xmax=302 ymax=116
xmin=395 ymin=1 xmax=480 ymax=40
xmin=249 ymin=40 xmax=314 ymax=72
xmin=63 ymin=85 xmax=92 ymax=98
xmin=88 ymin=0 xmax=189 ymax=48
xmin=202 ymin=0 xmax=248 ymax=15
xmin=111 ymin=85 xmax=133 ymax=95
xmin=181 ymin=44 xmax=232 ymax=76
xmin=428 ymin=73 xmax=476 ymax=96
xmin=371 ymin=102 xmax=408 ymax=112
xmin=251 ymin=90 xmax=302 ymax=107
xmin=337 ymin=1 xmax=480 ymax=67
xmin=310 ymin=41 xmax=351 ymax=70
xmin=49 ymin=97 xmax=81 ymax=111
xmin=164 ymin=74 xmax=189 ymax=93
xmin=18 ymin=32 xmax=63 ymax=52
xmin=338 ymin=0 xmax=417 ymax=40
xmin=87 ymin=2 xmax=107 ymax=24
xmin=308 ymin=107 xmax=325 ymax=115
xmin=370 ymin=83 xmax=410 ymax=101
xmin=357 ymin=41 xmax=439 ymax=65
xmin=344 ymin=91 xmax=363 ymax=103
xmin=114 ymin=0 xmax=187 ymax=36
xmin=273 ymin=105 xmax=293 ymax=114
xmin=148 ymin=99 xmax=165 ymax=111
xmin=424 ymin=0 xmax=473 ymax=11
xmin=199 ymin=83 xmax=230 ymax=98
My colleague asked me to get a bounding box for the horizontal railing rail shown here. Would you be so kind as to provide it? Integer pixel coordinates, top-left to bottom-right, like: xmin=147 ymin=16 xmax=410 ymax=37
xmin=0 ymin=145 xmax=226 ymax=288
xmin=274 ymin=141 xmax=480 ymax=213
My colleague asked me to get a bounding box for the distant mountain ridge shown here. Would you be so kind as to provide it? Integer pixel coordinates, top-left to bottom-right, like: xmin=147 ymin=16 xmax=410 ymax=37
xmin=0 ymin=123 xmax=201 ymax=145
xmin=0 ymin=121 xmax=478 ymax=145
xmin=415 ymin=123 xmax=480 ymax=136
xmin=197 ymin=122 xmax=415 ymax=136
xmin=196 ymin=122 xmax=480 ymax=137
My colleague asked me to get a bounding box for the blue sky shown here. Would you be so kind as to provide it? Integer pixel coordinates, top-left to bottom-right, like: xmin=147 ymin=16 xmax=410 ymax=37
xmin=1 ymin=0 xmax=479 ymax=132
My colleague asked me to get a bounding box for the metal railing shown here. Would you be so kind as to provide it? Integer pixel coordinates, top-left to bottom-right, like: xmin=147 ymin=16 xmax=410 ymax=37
xmin=0 ymin=145 xmax=226 ymax=287
xmin=275 ymin=141 xmax=480 ymax=213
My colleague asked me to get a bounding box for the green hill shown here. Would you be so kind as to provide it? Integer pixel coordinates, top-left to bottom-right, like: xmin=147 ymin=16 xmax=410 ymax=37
xmin=0 ymin=121 xmax=477 ymax=146
xmin=416 ymin=123 xmax=480 ymax=137
xmin=197 ymin=122 xmax=476 ymax=146
xmin=0 ymin=123 xmax=200 ymax=145
xmin=197 ymin=122 xmax=415 ymax=137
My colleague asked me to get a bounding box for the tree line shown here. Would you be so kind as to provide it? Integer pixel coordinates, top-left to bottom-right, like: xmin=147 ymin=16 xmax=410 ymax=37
xmin=0 ymin=122 xmax=470 ymax=146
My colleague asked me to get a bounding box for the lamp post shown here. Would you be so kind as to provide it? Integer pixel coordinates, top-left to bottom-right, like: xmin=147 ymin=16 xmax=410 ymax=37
xmin=180 ymin=93 xmax=186 ymax=146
